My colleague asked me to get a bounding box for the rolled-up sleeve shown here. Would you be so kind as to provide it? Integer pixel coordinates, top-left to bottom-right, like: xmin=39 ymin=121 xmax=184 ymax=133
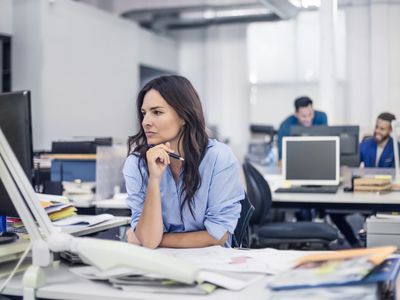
xmin=123 ymin=155 xmax=147 ymax=230
xmin=204 ymin=153 xmax=244 ymax=241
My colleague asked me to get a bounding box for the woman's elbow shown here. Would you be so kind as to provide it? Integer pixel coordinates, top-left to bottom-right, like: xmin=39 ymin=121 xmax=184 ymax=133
xmin=141 ymin=241 xmax=160 ymax=249
xmin=137 ymin=233 xmax=162 ymax=249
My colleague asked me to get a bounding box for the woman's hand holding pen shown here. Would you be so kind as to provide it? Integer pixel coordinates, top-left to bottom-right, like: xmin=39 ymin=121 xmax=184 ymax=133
xmin=146 ymin=142 xmax=174 ymax=180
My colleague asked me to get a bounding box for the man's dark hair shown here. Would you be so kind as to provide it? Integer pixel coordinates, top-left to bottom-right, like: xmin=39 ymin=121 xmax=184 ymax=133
xmin=377 ymin=112 xmax=396 ymax=124
xmin=294 ymin=96 xmax=313 ymax=112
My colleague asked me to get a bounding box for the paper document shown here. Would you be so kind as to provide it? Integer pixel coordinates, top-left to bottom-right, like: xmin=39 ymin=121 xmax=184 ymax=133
xmin=268 ymin=246 xmax=396 ymax=290
xmin=158 ymin=246 xmax=312 ymax=275
xmin=198 ymin=270 xmax=263 ymax=290
xmin=52 ymin=213 xmax=114 ymax=227
xmin=158 ymin=246 xmax=271 ymax=274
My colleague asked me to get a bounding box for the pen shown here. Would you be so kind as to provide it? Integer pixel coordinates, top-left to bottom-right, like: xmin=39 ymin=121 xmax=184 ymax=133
xmin=148 ymin=144 xmax=184 ymax=161
xmin=167 ymin=152 xmax=185 ymax=161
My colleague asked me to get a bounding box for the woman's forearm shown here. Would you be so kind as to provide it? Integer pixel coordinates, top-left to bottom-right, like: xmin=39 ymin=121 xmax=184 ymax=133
xmin=135 ymin=177 xmax=164 ymax=249
xmin=159 ymin=231 xmax=228 ymax=248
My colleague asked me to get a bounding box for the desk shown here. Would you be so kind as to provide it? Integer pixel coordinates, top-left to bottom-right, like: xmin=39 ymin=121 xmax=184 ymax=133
xmin=272 ymin=188 xmax=400 ymax=211
xmin=259 ymin=166 xmax=400 ymax=211
xmin=1 ymin=262 xmax=270 ymax=300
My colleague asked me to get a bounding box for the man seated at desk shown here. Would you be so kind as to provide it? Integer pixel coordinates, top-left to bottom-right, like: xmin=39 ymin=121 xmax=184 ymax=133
xmin=360 ymin=112 xmax=399 ymax=168
xmin=277 ymin=96 xmax=327 ymax=221
xmin=331 ymin=112 xmax=399 ymax=248
xmin=277 ymin=96 xmax=328 ymax=162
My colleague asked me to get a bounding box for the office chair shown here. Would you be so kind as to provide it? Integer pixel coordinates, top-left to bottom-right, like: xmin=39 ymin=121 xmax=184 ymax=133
xmin=243 ymin=161 xmax=338 ymax=249
xmin=232 ymin=194 xmax=255 ymax=249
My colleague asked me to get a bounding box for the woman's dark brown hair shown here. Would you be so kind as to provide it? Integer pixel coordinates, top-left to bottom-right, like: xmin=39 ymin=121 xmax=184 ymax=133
xmin=127 ymin=75 xmax=209 ymax=217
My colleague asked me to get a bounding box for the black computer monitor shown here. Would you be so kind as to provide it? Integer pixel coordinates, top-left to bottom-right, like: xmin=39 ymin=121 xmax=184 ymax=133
xmin=0 ymin=90 xmax=33 ymax=219
xmin=290 ymin=125 xmax=360 ymax=167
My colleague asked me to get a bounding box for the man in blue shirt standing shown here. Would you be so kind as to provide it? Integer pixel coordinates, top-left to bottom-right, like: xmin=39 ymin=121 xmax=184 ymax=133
xmin=277 ymin=96 xmax=328 ymax=161
xmin=360 ymin=112 xmax=398 ymax=168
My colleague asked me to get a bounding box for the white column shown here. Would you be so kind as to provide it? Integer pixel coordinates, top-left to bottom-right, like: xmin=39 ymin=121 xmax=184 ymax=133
xmin=204 ymin=24 xmax=250 ymax=160
xmin=388 ymin=4 xmax=400 ymax=118
xmin=370 ymin=2 xmax=390 ymax=121
xmin=319 ymin=0 xmax=338 ymax=123
xmin=345 ymin=4 xmax=371 ymax=134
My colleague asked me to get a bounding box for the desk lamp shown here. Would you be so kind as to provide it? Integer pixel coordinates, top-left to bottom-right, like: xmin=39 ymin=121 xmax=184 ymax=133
xmin=0 ymin=128 xmax=199 ymax=298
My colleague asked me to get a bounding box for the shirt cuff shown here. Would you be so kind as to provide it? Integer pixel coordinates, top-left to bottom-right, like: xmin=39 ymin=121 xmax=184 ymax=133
xmin=204 ymin=219 xmax=230 ymax=241
xmin=130 ymin=217 xmax=139 ymax=231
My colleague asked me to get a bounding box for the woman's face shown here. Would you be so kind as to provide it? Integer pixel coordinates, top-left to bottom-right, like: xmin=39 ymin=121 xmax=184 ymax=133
xmin=141 ymin=89 xmax=185 ymax=147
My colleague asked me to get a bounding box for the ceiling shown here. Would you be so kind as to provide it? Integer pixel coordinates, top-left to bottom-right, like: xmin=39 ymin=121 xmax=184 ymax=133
xmin=74 ymin=0 xmax=372 ymax=32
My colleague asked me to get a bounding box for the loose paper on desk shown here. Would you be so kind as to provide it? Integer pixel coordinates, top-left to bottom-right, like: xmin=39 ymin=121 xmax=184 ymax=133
xmin=157 ymin=246 xmax=312 ymax=274
xmin=70 ymin=251 xmax=263 ymax=291
xmin=52 ymin=213 xmax=113 ymax=227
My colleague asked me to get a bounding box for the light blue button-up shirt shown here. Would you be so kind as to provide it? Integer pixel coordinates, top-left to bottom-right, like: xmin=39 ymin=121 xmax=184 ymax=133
xmin=123 ymin=139 xmax=244 ymax=246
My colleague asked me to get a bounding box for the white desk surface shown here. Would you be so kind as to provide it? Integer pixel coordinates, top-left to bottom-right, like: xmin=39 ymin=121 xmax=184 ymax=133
xmin=2 ymin=263 xmax=271 ymax=300
xmin=272 ymin=188 xmax=400 ymax=205
xmin=94 ymin=199 xmax=129 ymax=209
xmin=60 ymin=216 xmax=130 ymax=236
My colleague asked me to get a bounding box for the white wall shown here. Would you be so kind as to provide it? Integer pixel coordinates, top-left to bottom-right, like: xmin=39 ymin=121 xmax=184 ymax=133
xmin=176 ymin=29 xmax=207 ymax=103
xmin=138 ymin=29 xmax=179 ymax=72
xmin=0 ymin=0 xmax=13 ymax=35
xmin=346 ymin=2 xmax=400 ymax=135
xmin=177 ymin=24 xmax=250 ymax=159
xmin=13 ymin=0 xmax=179 ymax=150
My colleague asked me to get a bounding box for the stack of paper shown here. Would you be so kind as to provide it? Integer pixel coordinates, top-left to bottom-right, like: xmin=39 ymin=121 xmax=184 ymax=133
xmin=70 ymin=246 xmax=295 ymax=294
xmin=6 ymin=217 xmax=26 ymax=234
xmin=63 ymin=180 xmax=95 ymax=205
xmin=354 ymin=177 xmax=392 ymax=192
xmin=52 ymin=214 xmax=114 ymax=227
xmin=40 ymin=200 xmax=77 ymax=221
xmin=268 ymin=246 xmax=398 ymax=299
xmin=6 ymin=200 xmax=77 ymax=232
xmin=70 ymin=266 xmax=217 ymax=295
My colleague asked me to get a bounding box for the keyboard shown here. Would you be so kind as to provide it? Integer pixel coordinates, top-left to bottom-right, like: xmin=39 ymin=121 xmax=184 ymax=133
xmin=275 ymin=186 xmax=339 ymax=194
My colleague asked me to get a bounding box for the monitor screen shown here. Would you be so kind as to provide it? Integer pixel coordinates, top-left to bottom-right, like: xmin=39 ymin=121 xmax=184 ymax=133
xmin=0 ymin=90 xmax=33 ymax=217
xmin=290 ymin=125 xmax=360 ymax=167
xmin=282 ymin=136 xmax=340 ymax=186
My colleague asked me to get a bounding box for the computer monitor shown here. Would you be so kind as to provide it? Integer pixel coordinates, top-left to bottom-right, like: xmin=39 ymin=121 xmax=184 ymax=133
xmin=282 ymin=136 xmax=340 ymax=186
xmin=0 ymin=90 xmax=33 ymax=218
xmin=290 ymin=125 xmax=360 ymax=167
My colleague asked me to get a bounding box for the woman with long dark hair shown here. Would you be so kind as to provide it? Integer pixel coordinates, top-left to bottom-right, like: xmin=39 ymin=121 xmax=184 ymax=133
xmin=124 ymin=75 xmax=244 ymax=249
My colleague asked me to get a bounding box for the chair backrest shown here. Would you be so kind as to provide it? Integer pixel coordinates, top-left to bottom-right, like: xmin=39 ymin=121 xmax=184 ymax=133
xmin=232 ymin=193 xmax=255 ymax=249
xmin=242 ymin=161 xmax=273 ymax=225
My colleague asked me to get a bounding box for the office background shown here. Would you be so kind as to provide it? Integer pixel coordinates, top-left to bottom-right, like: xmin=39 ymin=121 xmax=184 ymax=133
xmin=0 ymin=0 xmax=399 ymax=159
